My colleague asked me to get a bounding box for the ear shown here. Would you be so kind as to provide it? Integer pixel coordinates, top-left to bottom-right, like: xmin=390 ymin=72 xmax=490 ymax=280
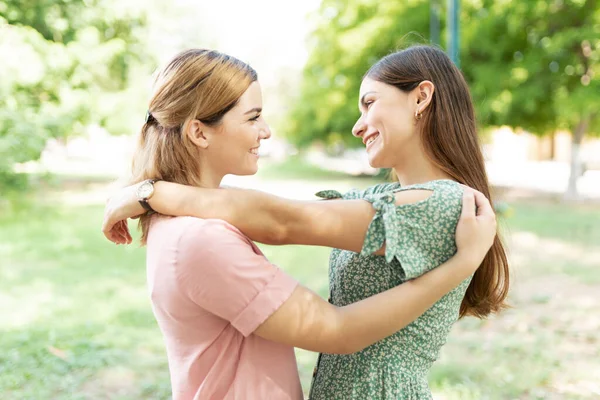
xmin=415 ymin=80 xmax=435 ymax=113
xmin=185 ymin=119 xmax=211 ymax=149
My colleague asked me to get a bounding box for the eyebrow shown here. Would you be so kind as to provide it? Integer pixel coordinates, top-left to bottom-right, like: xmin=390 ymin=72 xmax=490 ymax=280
xmin=244 ymin=107 xmax=262 ymax=115
xmin=359 ymin=91 xmax=377 ymax=108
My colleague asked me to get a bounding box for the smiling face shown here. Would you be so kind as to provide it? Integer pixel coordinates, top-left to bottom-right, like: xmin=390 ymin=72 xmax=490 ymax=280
xmin=188 ymin=81 xmax=271 ymax=179
xmin=352 ymin=77 xmax=424 ymax=169
xmin=209 ymin=81 xmax=271 ymax=176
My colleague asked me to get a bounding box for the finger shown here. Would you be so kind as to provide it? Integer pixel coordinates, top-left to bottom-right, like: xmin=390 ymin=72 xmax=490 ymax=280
xmin=472 ymin=190 xmax=494 ymax=218
xmin=114 ymin=221 xmax=127 ymax=243
xmin=107 ymin=229 xmax=119 ymax=244
xmin=117 ymin=223 xmax=129 ymax=244
xmin=109 ymin=225 xmax=121 ymax=243
xmin=112 ymin=228 xmax=123 ymax=244
xmin=460 ymin=190 xmax=476 ymax=220
xmin=120 ymin=221 xmax=133 ymax=244
xmin=458 ymin=184 xmax=486 ymax=199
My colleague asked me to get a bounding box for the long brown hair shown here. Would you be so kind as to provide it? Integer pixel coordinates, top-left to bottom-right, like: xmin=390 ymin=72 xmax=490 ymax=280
xmin=131 ymin=49 xmax=257 ymax=244
xmin=366 ymin=45 xmax=510 ymax=318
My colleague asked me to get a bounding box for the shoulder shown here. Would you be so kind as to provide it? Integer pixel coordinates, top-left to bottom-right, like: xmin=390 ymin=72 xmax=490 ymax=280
xmin=388 ymin=180 xmax=463 ymax=219
xmin=152 ymin=217 xmax=251 ymax=263
xmin=177 ymin=217 xmax=248 ymax=247
xmin=419 ymin=180 xmax=463 ymax=221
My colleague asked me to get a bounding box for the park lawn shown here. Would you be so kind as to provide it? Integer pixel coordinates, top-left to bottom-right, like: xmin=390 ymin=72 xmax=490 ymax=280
xmin=0 ymin=185 xmax=598 ymax=399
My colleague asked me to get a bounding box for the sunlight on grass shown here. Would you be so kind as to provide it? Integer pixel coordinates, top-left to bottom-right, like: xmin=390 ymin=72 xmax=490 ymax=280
xmin=507 ymin=201 xmax=600 ymax=246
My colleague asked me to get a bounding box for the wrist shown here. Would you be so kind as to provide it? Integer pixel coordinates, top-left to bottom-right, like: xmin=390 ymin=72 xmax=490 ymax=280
xmin=454 ymin=249 xmax=483 ymax=272
xmin=149 ymin=181 xmax=188 ymax=216
xmin=148 ymin=180 xmax=168 ymax=214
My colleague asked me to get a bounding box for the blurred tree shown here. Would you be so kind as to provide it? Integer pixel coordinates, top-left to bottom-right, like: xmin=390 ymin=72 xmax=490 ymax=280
xmin=0 ymin=0 xmax=152 ymax=190
xmin=460 ymin=0 xmax=600 ymax=199
xmin=290 ymin=0 xmax=599 ymax=198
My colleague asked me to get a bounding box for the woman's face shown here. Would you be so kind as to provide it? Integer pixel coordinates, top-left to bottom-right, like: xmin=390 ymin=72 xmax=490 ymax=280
xmin=352 ymin=77 xmax=421 ymax=169
xmin=204 ymin=81 xmax=271 ymax=177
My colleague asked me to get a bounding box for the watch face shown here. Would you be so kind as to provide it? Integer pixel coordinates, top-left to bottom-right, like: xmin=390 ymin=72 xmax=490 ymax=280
xmin=137 ymin=182 xmax=154 ymax=199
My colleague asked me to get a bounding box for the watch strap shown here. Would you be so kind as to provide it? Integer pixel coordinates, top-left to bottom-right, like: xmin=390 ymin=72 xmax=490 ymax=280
xmin=138 ymin=199 xmax=154 ymax=212
xmin=138 ymin=179 xmax=158 ymax=213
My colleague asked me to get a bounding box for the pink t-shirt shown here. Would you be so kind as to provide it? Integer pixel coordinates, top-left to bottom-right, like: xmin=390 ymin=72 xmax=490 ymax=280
xmin=146 ymin=216 xmax=302 ymax=400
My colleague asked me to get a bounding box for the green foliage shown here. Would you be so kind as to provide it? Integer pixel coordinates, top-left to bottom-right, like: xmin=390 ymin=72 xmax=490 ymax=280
xmin=287 ymin=0 xmax=600 ymax=147
xmin=0 ymin=0 xmax=152 ymax=191
xmin=462 ymin=0 xmax=600 ymax=136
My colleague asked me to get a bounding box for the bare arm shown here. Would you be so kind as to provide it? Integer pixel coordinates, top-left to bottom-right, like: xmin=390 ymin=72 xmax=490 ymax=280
xmin=256 ymin=251 xmax=471 ymax=354
xmin=104 ymin=188 xmax=496 ymax=353
xmin=146 ymin=181 xmax=432 ymax=253
xmin=254 ymin=189 xmax=495 ymax=353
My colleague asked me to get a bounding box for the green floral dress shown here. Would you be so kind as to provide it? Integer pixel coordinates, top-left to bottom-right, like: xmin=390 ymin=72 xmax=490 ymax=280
xmin=308 ymin=179 xmax=472 ymax=400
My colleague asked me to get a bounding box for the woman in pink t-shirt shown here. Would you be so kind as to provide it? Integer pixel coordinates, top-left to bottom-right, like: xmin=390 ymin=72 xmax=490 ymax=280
xmin=103 ymin=49 xmax=497 ymax=400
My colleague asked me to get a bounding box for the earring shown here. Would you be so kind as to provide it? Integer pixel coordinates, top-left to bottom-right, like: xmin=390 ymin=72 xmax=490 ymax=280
xmin=415 ymin=109 xmax=422 ymax=120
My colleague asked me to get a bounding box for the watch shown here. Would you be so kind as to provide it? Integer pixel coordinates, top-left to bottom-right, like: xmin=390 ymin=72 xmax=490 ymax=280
xmin=136 ymin=179 xmax=158 ymax=212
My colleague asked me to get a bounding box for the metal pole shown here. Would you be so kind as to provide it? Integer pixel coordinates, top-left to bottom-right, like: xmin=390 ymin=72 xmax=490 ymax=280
xmin=447 ymin=0 xmax=460 ymax=67
xmin=430 ymin=0 xmax=440 ymax=45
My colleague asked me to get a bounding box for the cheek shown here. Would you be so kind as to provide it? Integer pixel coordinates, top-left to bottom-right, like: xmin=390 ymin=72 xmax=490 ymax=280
xmin=385 ymin=109 xmax=413 ymax=140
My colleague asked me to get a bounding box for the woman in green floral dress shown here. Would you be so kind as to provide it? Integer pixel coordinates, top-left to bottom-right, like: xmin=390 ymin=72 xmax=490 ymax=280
xmin=103 ymin=45 xmax=509 ymax=399
xmin=308 ymin=180 xmax=473 ymax=399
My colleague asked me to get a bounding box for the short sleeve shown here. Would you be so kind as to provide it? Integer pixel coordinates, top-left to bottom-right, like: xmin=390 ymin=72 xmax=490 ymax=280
xmin=174 ymin=218 xmax=299 ymax=337
xmin=315 ymin=188 xmax=363 ymax=200
xmin=314 ymin=183 xmax=400 ymax=201
xmin=360 ymin=185 xmax=462 ymax=281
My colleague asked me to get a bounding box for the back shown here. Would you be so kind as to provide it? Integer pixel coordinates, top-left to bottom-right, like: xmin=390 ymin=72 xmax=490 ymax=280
xmin=146 ymin=216 xmax=302 ymax=400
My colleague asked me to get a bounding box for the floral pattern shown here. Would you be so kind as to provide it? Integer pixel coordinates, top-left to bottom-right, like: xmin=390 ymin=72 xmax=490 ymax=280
xmin=309 ymin=180 xmax=473 ymax=400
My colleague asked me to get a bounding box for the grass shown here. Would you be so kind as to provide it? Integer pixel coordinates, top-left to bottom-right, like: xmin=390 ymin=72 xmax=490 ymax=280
xmin=1 ymin=174 xmax=599 ymax=399
xmin=0 ymin=205 xmax=170 ymax=399
xmin=505 ymin=201 xmax=600 ymax=247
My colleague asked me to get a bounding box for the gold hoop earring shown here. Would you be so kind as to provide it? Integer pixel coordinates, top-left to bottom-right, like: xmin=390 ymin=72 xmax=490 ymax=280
xmin=415 ymin=110 xmax=422 ymax=120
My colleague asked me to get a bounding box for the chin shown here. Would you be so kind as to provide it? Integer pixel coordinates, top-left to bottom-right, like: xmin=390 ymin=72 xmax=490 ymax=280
xmin=367 ymin=149 xmax=395 ymax=170
xmin=235 ymin=166 xmax=259 ymax=176
xmin=367 ymin=153 xmax=384 ymax=169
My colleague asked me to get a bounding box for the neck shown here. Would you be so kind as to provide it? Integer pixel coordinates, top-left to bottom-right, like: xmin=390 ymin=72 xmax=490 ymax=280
xmin=196 ymin=160 xmax=224 ymax=189
xmin=393 ymin=148 xmax=453 ymax=187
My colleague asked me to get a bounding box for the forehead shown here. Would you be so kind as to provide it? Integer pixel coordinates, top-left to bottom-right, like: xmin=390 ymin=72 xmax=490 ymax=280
xmin=359 ymin=77 xmax=386 ymax=95
xmin=234 ymin=81 xmax=262 ymax=109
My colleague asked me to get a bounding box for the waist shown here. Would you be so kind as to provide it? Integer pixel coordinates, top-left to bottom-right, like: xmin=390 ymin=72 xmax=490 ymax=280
xmin=321 ymin=348 xmax=433 ymax=377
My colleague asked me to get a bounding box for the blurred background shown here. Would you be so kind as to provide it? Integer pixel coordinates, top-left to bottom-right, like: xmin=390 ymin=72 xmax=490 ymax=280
xmin=1 ymin=0 xmax=599 ymax=399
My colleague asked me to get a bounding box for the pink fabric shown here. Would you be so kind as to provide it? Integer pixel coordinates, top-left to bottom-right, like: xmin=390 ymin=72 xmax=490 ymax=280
xmin=146 ymin=216 xmax=302 ymax=400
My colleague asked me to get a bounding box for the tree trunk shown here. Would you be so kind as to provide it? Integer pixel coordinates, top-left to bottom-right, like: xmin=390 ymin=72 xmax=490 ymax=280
xmin=564 ymin=115 xmax=590 ymax=201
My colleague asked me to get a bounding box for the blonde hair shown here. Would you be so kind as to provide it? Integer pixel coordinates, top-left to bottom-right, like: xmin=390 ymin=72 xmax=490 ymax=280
xmin=131 ymin=49 xmax=257 ymax=244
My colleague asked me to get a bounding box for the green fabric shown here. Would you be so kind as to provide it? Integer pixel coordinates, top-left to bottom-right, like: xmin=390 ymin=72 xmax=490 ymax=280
xmin=309 ymin=180 xmax=473 ymax=400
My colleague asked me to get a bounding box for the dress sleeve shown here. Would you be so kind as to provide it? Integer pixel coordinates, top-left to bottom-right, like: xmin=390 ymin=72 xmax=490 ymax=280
xmin=359 ymin=188 xmax=461 ymax=280
xmin=314 ymin=183 xmax=399 ymax=201
xmin=315 ymin=188 xmax=363 ymax=200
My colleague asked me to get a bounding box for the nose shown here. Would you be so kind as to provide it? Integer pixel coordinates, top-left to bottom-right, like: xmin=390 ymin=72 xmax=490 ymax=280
xmin=352 ymin=115 xmax=366 ymax=138
xmin=260 ymin=120 xmax=272 ymax=140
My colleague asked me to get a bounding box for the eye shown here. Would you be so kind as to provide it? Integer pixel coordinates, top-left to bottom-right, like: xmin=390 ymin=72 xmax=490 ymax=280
xmin=365 ymin=100 xmax=374 ymax=109
xmin=249 ymin=114 xmax=261 ymax=122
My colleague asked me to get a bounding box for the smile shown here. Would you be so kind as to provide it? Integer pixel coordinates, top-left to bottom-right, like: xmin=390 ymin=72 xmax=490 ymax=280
xmin=249 ymin=148 xmax=259 ymax=156
xmin=364 ymin=133 xmax=380 ymax=147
